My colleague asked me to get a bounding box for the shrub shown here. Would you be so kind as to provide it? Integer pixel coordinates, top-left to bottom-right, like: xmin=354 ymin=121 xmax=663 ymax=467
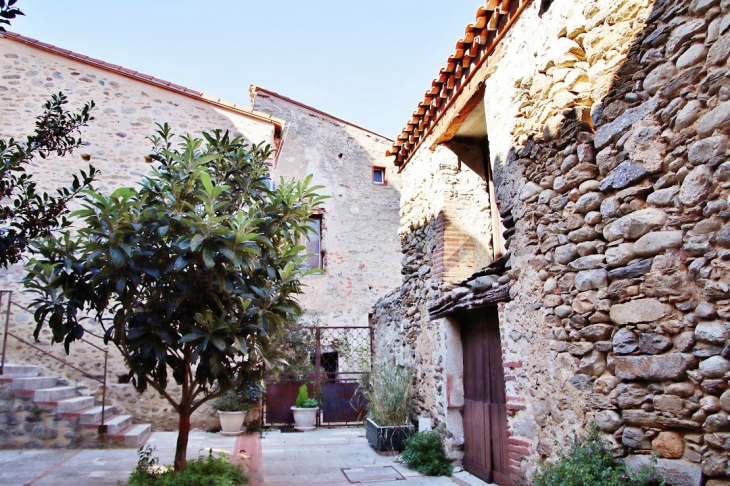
xmin=127 ymin=446 xmax=248 ymax=486
xmin=533 ymin=424 xmax=663 ymax=486
xmin=295 ymin=384 xmax=317 ymax=408
xmin=400 ymin=430 xmax=453 ymax=477
xmin=215 ymin=391 xmax=252 ymax=412
xmin=362 ymin=361 xmax=413 ymax=426
xmin=216 ymin=376 xmax=262 ymax=412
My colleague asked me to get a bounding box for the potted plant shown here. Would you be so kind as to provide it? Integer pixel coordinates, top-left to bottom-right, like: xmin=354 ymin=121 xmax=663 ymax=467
xmin=291 ymin=384 xmax=319 ymax=431
xmin=216 ymin=391 xmax=253 ymax=436
xmin=362 ymin=361 xmax=414 ymax=451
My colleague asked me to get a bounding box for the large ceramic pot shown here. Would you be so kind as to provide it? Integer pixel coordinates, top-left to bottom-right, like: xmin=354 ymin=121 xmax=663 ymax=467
xmin=365 ymin=418 xmax=413 ymax=451
xmin=218 ymin=410 xmax=246 ymax=436
xmin=291 ymin=406 xmax=319 ymax=431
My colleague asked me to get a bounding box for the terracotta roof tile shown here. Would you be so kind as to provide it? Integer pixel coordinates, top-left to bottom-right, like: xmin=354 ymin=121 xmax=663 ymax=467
xmin=389 ymin=0 xmax=532 ymax=168
xmin=0 ymin=31 xmax=284 ymax=131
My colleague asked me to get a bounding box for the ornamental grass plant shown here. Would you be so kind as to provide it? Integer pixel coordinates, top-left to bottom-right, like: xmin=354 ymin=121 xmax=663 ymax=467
xmin=363 ymin=361 xmax=413 ymax=426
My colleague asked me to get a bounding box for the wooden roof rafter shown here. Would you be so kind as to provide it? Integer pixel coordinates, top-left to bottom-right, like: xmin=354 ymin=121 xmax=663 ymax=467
xmin=388 ymin=0 xmax=532 ymax=168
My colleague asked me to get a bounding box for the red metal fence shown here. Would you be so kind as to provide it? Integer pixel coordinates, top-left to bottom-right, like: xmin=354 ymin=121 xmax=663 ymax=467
xmin=264 ymin=326 xmax=372 ymax=427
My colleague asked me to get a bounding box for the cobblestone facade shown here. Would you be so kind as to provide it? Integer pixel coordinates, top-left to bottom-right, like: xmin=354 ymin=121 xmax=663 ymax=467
xmin=372 ymin=0 xmax=730 ymax=484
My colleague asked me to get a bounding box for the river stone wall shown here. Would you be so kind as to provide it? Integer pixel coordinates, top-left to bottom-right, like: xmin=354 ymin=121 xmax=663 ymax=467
xmin=371 ymin=143 xmax=495 ymax=460
xmin=372 ymin=0 xmax=730 ymax=484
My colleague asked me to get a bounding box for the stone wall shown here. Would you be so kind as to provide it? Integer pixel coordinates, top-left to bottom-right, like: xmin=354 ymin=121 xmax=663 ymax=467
xmin=252 ymin=89 xmax=403 ymax=330
xmin=373 ymin=0 xmax=730 ymax=484
xmin=0 ymin=36 xmax=278 ymax=433
xmin=371 ymin=143 xmax=494 ymax=459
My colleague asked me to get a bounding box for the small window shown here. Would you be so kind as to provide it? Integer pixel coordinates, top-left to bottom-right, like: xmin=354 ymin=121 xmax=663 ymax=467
xmin=373 ymin=167 xmax=386 ymax=185
xmin=303 ymin=215 xmax=323 ymax=271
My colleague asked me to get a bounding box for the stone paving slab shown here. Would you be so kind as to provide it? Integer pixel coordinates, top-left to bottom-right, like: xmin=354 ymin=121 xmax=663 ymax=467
xmin=0 ymin=450 xmax=78 ymax=486
xmin=30 ymin=449 xmax=140 ymax=486
xmin=0 ymin=432 xmax=238 ymax=486
xmin=0 ymin=428 xmax=493 ymax=486
xmin=261 ymin=428 xmax=464 ymax=486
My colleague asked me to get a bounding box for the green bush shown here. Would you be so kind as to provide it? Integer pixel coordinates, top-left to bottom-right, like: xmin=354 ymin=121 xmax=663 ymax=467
xmin=215 ymin=377 xmax=263 ymax=412
xmin=127 ymin=446 xmax=248 ymax=486
xmin=215 ymin=391 xmax=253 ymax=412
xmin=400 ymin=430 xmax=453 ymax=477
xmin=295 ymin=384 xmax=317 ymax=408
xmin=534 ymin=424 xmax=663 ymax=486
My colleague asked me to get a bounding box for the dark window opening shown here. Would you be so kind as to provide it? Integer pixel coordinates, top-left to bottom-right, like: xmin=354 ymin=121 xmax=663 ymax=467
xmin=539 ymin=0 xmax=554 ymax=15
xmin=373 ymin=167 xmax=386 ymax=185
xmin=311 ymin=351 xmax=338 ymax=381
xmin=303 ymin=215 xmax=323 ymax=271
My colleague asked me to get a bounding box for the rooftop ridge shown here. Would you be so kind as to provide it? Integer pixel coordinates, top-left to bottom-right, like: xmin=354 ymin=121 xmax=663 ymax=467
xmin=250 ymin=85 xmax=393 ymax=142
xmin=388 ymin=0 xmax=532 ymax=169
xmin=1 ymin=31 xmax=286 ymax=132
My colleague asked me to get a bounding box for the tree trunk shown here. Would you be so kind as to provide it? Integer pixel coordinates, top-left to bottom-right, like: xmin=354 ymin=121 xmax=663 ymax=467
xmin=175 ymin=407 xmax=191 ymax=472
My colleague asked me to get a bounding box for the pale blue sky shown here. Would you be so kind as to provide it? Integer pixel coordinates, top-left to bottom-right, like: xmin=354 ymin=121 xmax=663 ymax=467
xmin=13 ymin=1 xmax=480 ymax=139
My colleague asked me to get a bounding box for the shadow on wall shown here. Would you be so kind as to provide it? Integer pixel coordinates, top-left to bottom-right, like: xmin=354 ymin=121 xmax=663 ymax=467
xmin=485 ymin=0 xmax=730 ymax=476
xmin=487 ymin=0 xmax=683 ymax=252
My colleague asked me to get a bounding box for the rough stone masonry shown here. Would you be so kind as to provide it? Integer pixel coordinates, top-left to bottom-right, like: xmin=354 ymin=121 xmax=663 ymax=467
xmin=372 ymin=0 xmax=730 ymax=484
xmin=0 ymin=35 xmax=403 ymax=444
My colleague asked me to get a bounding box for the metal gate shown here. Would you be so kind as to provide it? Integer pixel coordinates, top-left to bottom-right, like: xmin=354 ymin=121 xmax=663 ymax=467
xmin=264 ymin=326 xmax=372 ymax=427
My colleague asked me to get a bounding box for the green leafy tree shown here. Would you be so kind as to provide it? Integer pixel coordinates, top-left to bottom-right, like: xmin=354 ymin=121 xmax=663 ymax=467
xmin=24 ymin=124 xmax=326 ymax=471
xmin=0 ymin=2 xmax=98 ymax=266
xmin=0 ymin=0 xmax=23 ymax=32
xmin=0 ymin=93 xmax=98 ymax=267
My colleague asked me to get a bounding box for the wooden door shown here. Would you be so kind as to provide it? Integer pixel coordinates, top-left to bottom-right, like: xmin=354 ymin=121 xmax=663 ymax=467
xmin=461 ymin=308 xmax=511 ymax=485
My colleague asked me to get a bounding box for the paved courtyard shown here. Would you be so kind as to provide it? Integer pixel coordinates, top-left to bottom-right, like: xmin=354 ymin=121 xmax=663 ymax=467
xmin=0 ymin=428 xmax=492 ymax=486
xmin=260 ymin=428 xmax=490 ymax=486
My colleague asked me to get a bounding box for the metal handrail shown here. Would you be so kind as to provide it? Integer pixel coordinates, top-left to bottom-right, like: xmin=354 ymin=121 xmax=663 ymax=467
xmin=0 ymin=290 xmax=109 ymax=435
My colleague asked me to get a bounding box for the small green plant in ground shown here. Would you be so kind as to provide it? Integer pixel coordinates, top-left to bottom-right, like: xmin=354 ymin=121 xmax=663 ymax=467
xmin=246 ymin=421 xmax=263 ymax=434
xmin=533 ymin=424 xmax=663 ymax=486
xmin=295 ymin=384 xmax=318 ymax=408
xmin=400 ymin=429 xmax=453 ymax=476
xmin=126 ymin=446 xmax=248 ymax=486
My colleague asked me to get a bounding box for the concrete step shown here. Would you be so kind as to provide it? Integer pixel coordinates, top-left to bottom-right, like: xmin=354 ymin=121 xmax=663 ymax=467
xmin=103 ymin=415 xmax=133 ymax=435
xmin=11 ymin=376 xmax=57 ymax=391
xmin=112 ymin=424 xmax=152 ymax=448
xmin=0 ymin=364 xmax=40 ymax=378
xmin=34 ymin=386 xmax=76 ymax=402
xmin=79 ymin=405 xmax=117 ymax=425
xmin=57 ymin=396 xmax=95 ymax=414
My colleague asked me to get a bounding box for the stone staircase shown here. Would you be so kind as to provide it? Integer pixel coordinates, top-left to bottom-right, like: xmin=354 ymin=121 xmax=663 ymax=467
xmin=0 ymin=364 xmax=151 ymax=448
